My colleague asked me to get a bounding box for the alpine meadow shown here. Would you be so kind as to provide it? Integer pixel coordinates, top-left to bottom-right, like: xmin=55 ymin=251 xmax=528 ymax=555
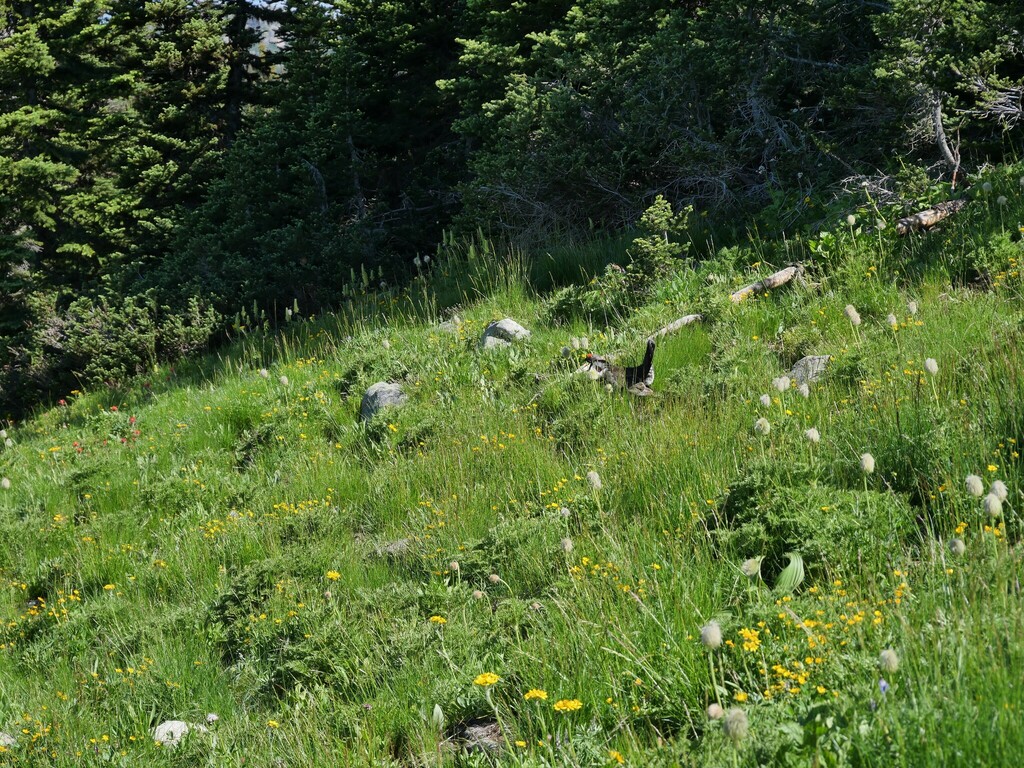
xmin=1 ymin=2 xmax=1023 ymax=766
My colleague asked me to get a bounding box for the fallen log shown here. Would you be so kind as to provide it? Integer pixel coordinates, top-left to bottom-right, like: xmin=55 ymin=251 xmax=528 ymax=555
xmin=651 ymin=313 xmax=703 ymax=339
xmin=896 ymin=199 xmax=967 ymax=236
xmin=730 ymin=265 xmax=803 ymax=304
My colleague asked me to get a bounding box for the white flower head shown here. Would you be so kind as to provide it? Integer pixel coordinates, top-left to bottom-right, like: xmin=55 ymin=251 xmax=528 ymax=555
xmin=772 ymin=376 xmax=791 ymax=393
xmin=965 ymin=474 xmax=984 ymax=497
xmin=924 ymin=358 xmax=938 ymax=376
xmin=472 ymin=589 xmax=484 ymax=600
xmin=860 ymin=452 xmax=875 ymax=474
xmin=0 ymin=429 xmax=7 ymax=439
xmin=878 ymin=649 xmax=899 ymax=673
xmin=797 ymin=383 xmax=810 ymax=398
xmin=846 ymin=214 xmax=857 ymax=227
xmin=990 ymin=480 xmax=1008 ymax=502
xmin=759 ymin=394 xmax=772 ymax=407
xmin=844 ymin=304 xmax=862 ymax=326
xmin=259 ymin=368 xmax=269 ymax=379
xmin=0 ymin=477 xmax=9 ymax=490
xmin=700 ymin=621 xmax=723 ymax=650
xmin=707 ymin=703 xmax=725 ymax=720
xmin=488 ymin=573 xmax=501 ymax=584
xmin=754 ymin=417 xmax=771 ymax=436
xmin=983 ymin=493 xmax=1002 ymax=518
xmin=805 ymin=427 xmax=821 ymax=444
xmin=279 ymin=375 xmax=289 ymax=387
xmin=886 ymin=313 xmax=898 ymax=328
xmin=586 ymin=470 xmax=602 ymax=491
xmin=907 ymin=300 xmax=918 ymax=316
xmin=560 ymin=537 xmax=574 ymax=553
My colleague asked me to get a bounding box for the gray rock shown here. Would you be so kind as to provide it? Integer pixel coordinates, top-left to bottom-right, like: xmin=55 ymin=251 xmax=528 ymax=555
xmin=789 ymin=355 xmax=831 ymax=384
xmin=0 ymin=732 xmax=15 ymax=747
xmin=479 ymin=319 xmax=530 ymax=350
xmin=151 ymin=720 xmax=208 ymax=748
xmin=360 ymin=382 xmax=408 ymax=421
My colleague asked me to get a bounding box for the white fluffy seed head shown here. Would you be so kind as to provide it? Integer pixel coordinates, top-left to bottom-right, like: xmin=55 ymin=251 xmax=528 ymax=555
xmin=876 ymin=219 xmax=887 ymax=230
xmin=759 ymin=394 xmax=772 ymax=407
xmin=772 ymin=376 xmax=790 ymax=393
xmin=886 ymin=313 xmax=898 ymax=328
xmin=983 ymin=493 xmax=1003 ymax=517
xmin=982 ymin=181 xmax=993 ymax=193
xmin=990 ymin=480 xmax=1008 ymax=502
xmin=997 ymin=195 xmax=1008 ymax=206
xmin=878 ymin=649 xmax=899 ymax=673
xmin=488 ymin=573 xmax=500 ymax=584
xmin=924 ymin=358 xmax=938 ymax=376
xmin=844 ymin=304 xmax=862 ymax=326
xmin=259 ymin=368 xmax=269 ymax=379
xmin=907 ymin=300 xmax=918 ymax=316
xmin=805 ymin=427 xmax=820 ymax=444
xmin=860 ymin=453 xmax=875 ymax=474
xmin=846 ymin=214 xmax=857 ymax=227
xmin=754 ymin=418 xmax=771 ymax=436
xmin=707 ymin=703 xmax=725 ymax=720
xmin=560 ymin=537 xmax=574 ymax=553
xmin=722 ymin=708 xmax=749 ymax=745
xmin=740 ymin=557 xmax=762 ymax=578
xmin=472 ymin=589 xmax=485 ymax=600
xmin=948 ymin=538 xmax=966 ymax=556
xmin=449 ymin=561 xmax=460 ymax=572
xmin=700 ymin=621 xmax=723 ymax=650
xmin=586 ymin=470 xmax=602 ymax=491
xmin=965 ymin=474 xmax=984 ymax=497
xmin=797 ymin=383 xmax=810 ymax=398
xmin=279 ymin=375 xmax=289 ymax=386
xmin=0 ymin=477 xmax=9 ymax=490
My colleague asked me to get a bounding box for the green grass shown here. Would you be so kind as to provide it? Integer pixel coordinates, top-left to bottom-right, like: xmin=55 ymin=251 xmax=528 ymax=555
xmin=2 ymin=170 xmax=1024 ymax=766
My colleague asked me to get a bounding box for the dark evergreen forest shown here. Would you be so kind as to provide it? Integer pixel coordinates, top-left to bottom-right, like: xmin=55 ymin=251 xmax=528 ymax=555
xmin=2 ymin=0 xmax=1022 ymax=411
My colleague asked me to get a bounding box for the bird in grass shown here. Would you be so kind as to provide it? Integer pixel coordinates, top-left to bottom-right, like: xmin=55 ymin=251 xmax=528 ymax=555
xmin=585 ymin=338 xmax=656 ymax=396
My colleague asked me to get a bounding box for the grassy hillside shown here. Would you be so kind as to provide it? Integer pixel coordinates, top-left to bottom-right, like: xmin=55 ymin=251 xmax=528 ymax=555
xmin=2 ymin=173 xmax=1024 ymax=766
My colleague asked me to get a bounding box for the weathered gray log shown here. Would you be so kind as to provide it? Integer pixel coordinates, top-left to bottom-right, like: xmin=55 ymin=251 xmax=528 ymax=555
xmin=730 ymin=265 xmax=803 ymax=304
xmin=896 ymin=199 xmax=967 ymax=236
xmin=651 ymin=313 xmax=704 ymax=339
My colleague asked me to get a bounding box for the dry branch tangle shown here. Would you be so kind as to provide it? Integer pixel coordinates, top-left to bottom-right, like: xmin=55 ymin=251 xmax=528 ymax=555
xmin=730 ymin=265 xmax=803 ymax=304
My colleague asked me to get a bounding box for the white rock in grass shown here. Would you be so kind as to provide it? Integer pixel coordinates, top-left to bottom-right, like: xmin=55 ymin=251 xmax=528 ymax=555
xmin=151 ymin=720 xmax=208 ymax=748
xmin=0 ymin=732 xmax=15 ymax=747
xmin=479 ymin=319 xmax=531 ymax=350
xmin=360 ymin=382 xmax=408 ymax=421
